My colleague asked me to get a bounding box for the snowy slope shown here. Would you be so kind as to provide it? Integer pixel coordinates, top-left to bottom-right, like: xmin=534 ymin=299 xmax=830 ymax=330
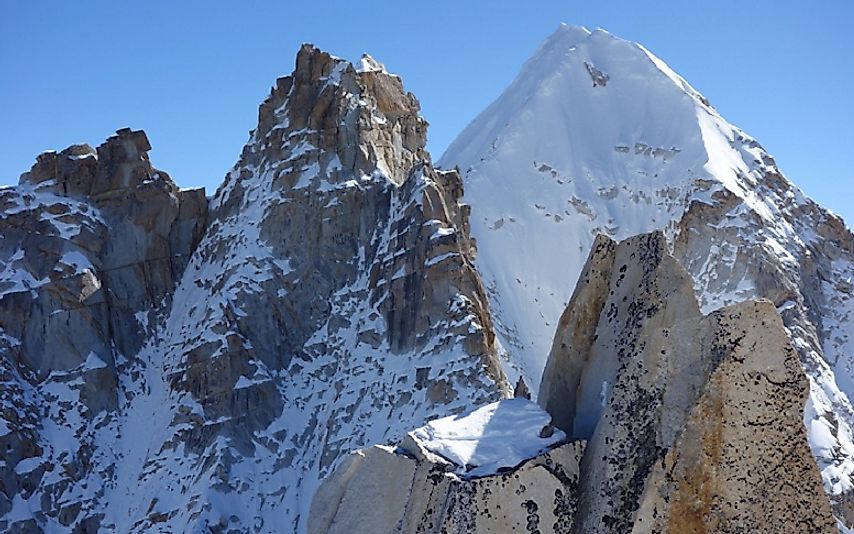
xmin=441 ymin=23 xmax=854 ymax=522
xmin=442 ymin=24 xmax=770 ymax=385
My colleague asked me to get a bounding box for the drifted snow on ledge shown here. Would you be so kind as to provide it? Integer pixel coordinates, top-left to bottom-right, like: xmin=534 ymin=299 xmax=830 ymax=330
xmin=408 ymin=398 xmax=566 ymax=478
xmin=310 ymin=399 xmax=583 ymax=534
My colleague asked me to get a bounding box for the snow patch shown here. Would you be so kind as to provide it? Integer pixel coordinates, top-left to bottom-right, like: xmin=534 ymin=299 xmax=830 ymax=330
xmin=408 ymin=399 xmax=566 ymax=478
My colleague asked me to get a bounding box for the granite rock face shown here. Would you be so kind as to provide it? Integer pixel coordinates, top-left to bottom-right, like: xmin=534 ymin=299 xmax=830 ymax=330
xmin=540 ymin=232 xmax=836 ymax=533
xmin=128 ymin=45 xmax=507 ymax=532
xmin=0 ymin=129 xmax=207 ymax=529
xmin=312 ymin=231 xmax=834 ymax=533
xmin=668 ymin=174 xmax=854 ymax=524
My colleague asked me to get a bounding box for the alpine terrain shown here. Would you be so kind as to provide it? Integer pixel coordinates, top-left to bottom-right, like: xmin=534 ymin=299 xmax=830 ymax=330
xmin=442 ymin=24 xmax=854 ymax=528
xmin=1 ymin=22 xmax=852 ymax=534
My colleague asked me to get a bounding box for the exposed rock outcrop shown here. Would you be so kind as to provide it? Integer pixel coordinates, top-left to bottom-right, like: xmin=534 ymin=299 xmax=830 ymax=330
xmin=539 ymin=231 xmax=836 ymax=533
xmin=314 ymin=231 xmax=835 ymax=533
xmin=0 ymin=128 xmax=207 ymax=529
xmin=3 ymin=128 xmax=207 ymax=376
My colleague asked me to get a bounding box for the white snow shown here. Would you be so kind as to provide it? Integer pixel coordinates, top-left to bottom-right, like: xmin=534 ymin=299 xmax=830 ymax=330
xmin=409 ymin=398 xmax=565 ymax=478
xmin=425 ymin=251 xmax=459 ymax=267
xmin=777 ymin=300 xmax=797 ymax=313
xmin=83 ymin=352 xmax=107 ymax=370
xmin=0 ymin=250 xmax=47 ymax=297
xmin=357 ymin=54 xmax=389 ymax=74
xmin=59 ymin=250 xmax=93 ymax=272
xmin=14 ymin=456 xmax=41 ymax=475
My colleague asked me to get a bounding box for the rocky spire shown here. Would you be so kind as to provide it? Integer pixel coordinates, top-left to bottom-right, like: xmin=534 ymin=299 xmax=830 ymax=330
xmin=540 ymin=232 xmax=835 ymax=532
xmin=0 ymin=126 xmax=208 ymax=530
xmin=0 ymin=44 xmax=514 ymax=532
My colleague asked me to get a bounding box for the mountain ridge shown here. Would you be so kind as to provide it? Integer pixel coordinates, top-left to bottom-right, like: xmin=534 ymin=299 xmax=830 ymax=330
xmin=0 ymin=44 xmax=508 ymax=532
xmin=2 ymin=24 xmax=854 ymax=532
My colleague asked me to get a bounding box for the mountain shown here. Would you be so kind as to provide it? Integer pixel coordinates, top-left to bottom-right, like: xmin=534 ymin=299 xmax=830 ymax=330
xmin=3 ymin=22 xmax=853 ymax=533
xmin=0 ymin=46 xmax=507 ymax=532
xmin=312 ymin=232 xmax=835 ymax=533
xmin=440 ymin=23 xmax=854 ymax=524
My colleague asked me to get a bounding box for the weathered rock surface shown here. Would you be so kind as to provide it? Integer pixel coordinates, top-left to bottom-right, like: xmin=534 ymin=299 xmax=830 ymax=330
xmin=539 ymin=231 xmax=836 ymax=533
xmin=311 ymin=400 xmax=584 ymax=534
xmin=2 ymin=27 xmax=850 ymax=533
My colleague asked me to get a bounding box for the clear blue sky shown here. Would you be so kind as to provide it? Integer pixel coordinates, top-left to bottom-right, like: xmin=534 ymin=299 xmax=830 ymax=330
xmin=2 ymin=1 xmax=852 ymax=222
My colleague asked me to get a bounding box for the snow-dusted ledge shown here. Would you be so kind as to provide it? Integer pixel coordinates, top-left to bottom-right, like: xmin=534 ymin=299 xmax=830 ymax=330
xmin=407 ymin=398 xmax=566 ymax=478
xmin=309 ymin=398 xmax=583 ymax=534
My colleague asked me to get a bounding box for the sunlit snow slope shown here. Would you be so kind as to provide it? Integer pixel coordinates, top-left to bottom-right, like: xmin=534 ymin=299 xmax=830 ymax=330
xmin=441 ymin=23 xmax=854 ymax=523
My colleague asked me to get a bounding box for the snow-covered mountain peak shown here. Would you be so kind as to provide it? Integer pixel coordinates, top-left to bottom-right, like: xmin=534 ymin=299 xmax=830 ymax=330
xmin=443 ymin=24 xmax=723 ymax=183
xmin=543 ymin=22 xmax=591 ymax=47
xmin=439 ymin=24 xmax=801 ymax=386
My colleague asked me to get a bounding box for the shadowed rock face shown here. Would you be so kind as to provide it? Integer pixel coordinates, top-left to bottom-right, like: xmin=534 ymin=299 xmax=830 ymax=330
xmin=539 ymin=232 xmax=836 ymax=533
xmin=0 ymin=46 xmax=507 ymax=532
xmin=5 ymin=128 xmax=207 ymax=375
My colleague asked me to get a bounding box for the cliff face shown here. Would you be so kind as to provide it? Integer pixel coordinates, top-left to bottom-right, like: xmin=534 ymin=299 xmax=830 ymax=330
xmin=3 ymin=128 xmax=207 ymax=377
xmin=317 ymin=232 xmax=835 ymax=533
xmin=0 ymin=128 xmax=207 ymax=530
xmin=2 ymin=26 xmax=852 ymax=533
xmin=130 ymin=45 xmax=507 ymax=532
xmin=0 ymin=47 xmax=506 ymax=532
xmin=309 ymin=399 xmax=584 ymax=534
